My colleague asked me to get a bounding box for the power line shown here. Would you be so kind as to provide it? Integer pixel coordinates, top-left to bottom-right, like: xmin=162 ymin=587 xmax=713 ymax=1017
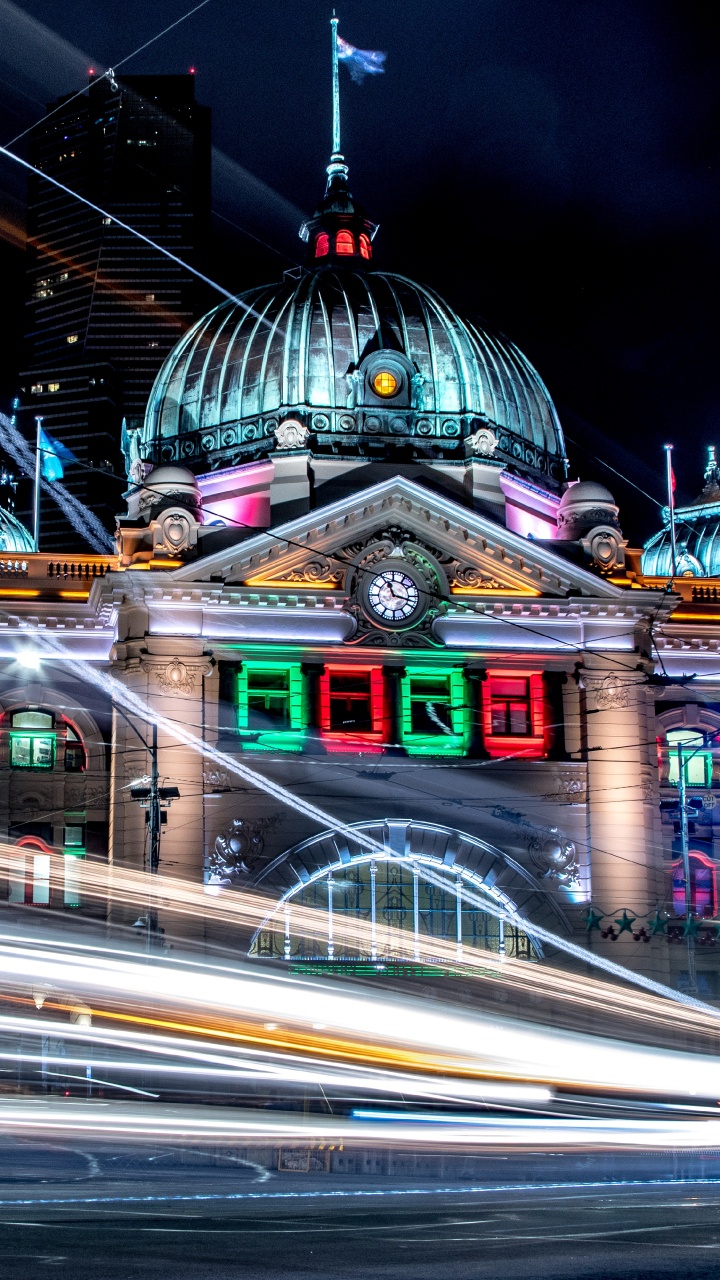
xmin=3 ymin=0 xmax=215 ymax=150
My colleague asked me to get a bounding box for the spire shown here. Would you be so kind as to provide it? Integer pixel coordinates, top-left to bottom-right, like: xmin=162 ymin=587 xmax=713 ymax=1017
xmin=689 ymin=445 xmax=720 ymax=506
xmin=298 ymin=15 xmax=377 ymax=269
xmin=327 ymin=14 xmax=348 ymax=188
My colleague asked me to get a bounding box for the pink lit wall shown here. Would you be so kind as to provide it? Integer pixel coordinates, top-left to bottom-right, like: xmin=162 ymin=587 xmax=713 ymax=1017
xmin=499 ymin=472 xmax=560 ymax=541
xmin=197 ymin=460 xmax=273 ymax=528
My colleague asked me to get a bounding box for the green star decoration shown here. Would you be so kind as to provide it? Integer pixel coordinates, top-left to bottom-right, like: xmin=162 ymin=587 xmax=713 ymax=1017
xmin=683 ymin=915 xmax=704 ymax=938
xmin=614 ymin=911 xmax=637 ymax=934
xmin=647 ymin=911 xmax=667 ymax=936
xmin=581 ymin=907 xmax=604 ymax=932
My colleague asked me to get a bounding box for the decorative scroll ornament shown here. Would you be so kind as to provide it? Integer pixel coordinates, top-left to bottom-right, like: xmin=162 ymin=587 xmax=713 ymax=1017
xmin=156 ymin=659 xmax=196 ymax=695
xmin=274 ymin=418 xmax=310 ymax=450
xmin=527 ymin=828 xmax=579 ymax=886
xmin=593 ymin=674 xmax=629 ymax=710
xmin=208 ymin=815 xmax=280 ymax=884
xmin=466 ymin=427 xmax=498 ymax=457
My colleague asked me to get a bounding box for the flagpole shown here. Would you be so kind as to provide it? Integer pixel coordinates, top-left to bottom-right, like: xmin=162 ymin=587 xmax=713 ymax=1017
xmin=664 ymin=443 xmax=677 ymax=578
xmin=331 ymin=13 xmax=340 ymax=157
xmin=33 ymin=415 xmax=42 ymax=553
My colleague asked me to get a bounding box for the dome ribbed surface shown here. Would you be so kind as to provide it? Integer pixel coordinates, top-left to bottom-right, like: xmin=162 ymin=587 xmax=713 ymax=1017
xmin=0 ymin=507 xmax=34 ymax=555
xmin=142 ymin=270 xmax=565 ymax=478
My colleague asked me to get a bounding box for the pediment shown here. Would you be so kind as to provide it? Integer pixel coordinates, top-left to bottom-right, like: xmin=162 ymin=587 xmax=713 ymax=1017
xmin=174 ymin=477 xmax=624 ymax=599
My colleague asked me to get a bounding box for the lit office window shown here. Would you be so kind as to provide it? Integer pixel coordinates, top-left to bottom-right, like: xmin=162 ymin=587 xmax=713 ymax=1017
xmin=10 ymin=710 xmax=55 ymax=769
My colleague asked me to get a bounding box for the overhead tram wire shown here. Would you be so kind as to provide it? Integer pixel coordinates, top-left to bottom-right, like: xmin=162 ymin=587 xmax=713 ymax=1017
xmin=0 ymin=144 xmax=271 ymax=326
xmin=3 ymin=0 xmax=216 ymax=151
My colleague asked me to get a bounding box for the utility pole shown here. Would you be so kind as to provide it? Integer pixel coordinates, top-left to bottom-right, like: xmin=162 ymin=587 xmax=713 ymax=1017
xmin=128 ymin=717 xmax=178 ymax=951
xmin=676 ymin=741 xmax=697 ymax=996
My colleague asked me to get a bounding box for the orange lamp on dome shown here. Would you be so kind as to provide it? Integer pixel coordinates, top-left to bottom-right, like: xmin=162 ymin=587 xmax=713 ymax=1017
xmin=371 ymin=369 xmax=398 ymax=397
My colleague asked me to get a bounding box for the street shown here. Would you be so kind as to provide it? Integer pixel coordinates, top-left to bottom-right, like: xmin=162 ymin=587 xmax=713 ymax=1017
xmin=3 ymin=1144 xmax=720 ymax=1278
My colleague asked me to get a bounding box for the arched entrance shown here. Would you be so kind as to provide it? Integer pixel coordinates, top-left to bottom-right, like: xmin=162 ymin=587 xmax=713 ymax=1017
xmin=248 ymin=820 xmax=569 ymax=964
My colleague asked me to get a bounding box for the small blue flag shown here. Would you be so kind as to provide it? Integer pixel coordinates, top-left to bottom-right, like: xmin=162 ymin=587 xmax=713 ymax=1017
xmin=39 ymin=427 xmax=76 ymax=482
xmin=337 ymin=35 xmax=386 ymax=84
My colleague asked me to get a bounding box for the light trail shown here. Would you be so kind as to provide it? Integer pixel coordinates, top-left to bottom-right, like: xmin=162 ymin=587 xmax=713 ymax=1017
xmin=1 ymin=1097 xmax=720 ymax=1152
xmin=2 ymin=931 xmax=720 ymax=1100
xmin=0 ymin=410 xmax=114 ymax=551
xmin=2 ymin=844 xmax=719 ymax=1048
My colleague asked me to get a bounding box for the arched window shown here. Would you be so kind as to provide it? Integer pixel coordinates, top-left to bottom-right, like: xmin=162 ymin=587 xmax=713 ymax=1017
xmin=335 ymin=230 xmax=354 ymax=255
xmin=10 ymin=710 xmax=54 ymax=769
xmin=314 ymin=232 xmax=329 ymax=258
xmin=671 ymin=852 xmax=717 ymax=918
xmin=666 ymin=729 xmax=712 ymax=787
xmin=358 ymin=233 xmax=372 ymax=260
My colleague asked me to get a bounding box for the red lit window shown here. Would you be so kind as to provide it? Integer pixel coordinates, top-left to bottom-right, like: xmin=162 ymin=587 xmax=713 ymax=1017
xmin=483 ymin=669 xmax=546 ymax=758
xmin=358 ymin=233 xmax=372 ymax=260
xmin=315 ymin=233 xmax=330 ymax=258
xmin=319 ymin=667 xmax=385 ymax=752
xmin=335 ymin=230 xmax=355 ymax=255
xmin=671 ymin=853 xmax=717 ymax=918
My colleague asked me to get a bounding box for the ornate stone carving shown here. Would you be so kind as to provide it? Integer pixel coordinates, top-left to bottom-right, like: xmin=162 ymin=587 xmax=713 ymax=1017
xmin=449 ymin=564 xmax=505 ymax=591
xmin=156 ymin=660 xmax=197 ymax=695
xmin=204 ymin=770 xmax=230 ymax=790
xmin=466 ymin=426 xmax=498 ymax=457
xmin=274 ymin=418 xmax=310 ymax=450
xmin=208 ymin=815 xmax=280 ymax=884
xmin=492 ymin=805 xmax=580 ymax=887
xmin=592 ymin=674 xmax=629 ymax=710
xmin=152 ymin=508 xmax=197 ymax=556
xmin=527 ymin=829 xmax=579 ymax=886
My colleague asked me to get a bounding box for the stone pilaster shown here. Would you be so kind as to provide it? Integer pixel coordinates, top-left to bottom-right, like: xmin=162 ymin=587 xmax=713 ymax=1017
xmin=582 ymin=655 xmax=669 ymax=978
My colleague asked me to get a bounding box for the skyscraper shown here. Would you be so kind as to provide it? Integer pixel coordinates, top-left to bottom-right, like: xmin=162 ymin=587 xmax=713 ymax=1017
xmin=16 ymin=74 xmax=211 ymax=550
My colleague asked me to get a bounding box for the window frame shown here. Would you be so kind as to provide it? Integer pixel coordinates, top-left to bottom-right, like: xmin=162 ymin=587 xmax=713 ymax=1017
xmin=399 ymin=666 xmax=469 ymax=757
xmin=665 ymin=729 xmax=712 ymax=788
xmin=9 ymin=711 xmax=56 ymax=771
xmin=236 ymin=661 xmax=306 ymax=752
xmin=319 ymin=665 xmax=386 ymax=752
xmin=482 ymin=669 xmax=546 ymax=759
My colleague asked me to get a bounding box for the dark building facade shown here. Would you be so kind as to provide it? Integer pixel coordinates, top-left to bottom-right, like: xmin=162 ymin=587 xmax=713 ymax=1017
xmin=17 ymin=74 xmax=211 ymax=551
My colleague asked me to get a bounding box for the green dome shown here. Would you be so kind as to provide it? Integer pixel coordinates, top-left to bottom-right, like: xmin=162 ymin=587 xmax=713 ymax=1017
xmin=141 ymin=269 xmax=567 ymax=483
xmin=0 ymin=506 xmax=34 ymax=555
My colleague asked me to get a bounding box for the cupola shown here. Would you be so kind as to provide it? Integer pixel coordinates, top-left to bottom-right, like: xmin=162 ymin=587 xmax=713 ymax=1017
xmin=299 ymin=16 xmax=377 ymax=270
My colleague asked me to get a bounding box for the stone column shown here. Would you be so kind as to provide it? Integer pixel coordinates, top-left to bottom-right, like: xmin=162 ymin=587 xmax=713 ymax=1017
xmin=583 ymin=655 xmax=669 ymax=979
xmin=109 ymin=637 xmax=213 ymax=939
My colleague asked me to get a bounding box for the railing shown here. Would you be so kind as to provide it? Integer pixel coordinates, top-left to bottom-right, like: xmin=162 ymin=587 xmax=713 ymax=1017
xmin=692 ymin=585 xmax=720 ymax=602
xmin=47 ymin=561 xmax=109 ymax=580
xmin=0 ymin=559 xmax=28 ymax=577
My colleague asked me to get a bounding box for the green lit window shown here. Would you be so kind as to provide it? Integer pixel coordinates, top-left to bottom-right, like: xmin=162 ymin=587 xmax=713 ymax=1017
xmin=64 ymin=824 xmax=85 ymax=849
xmin=667 ymin=729 xmax=712 ymax=787
xmin=237 ymin=663 xmax=306 ymax=752
xmin=10 ymin=710 xmax=55 ymax=770
xmin=399 ymin=668 xmax=469 ymax=756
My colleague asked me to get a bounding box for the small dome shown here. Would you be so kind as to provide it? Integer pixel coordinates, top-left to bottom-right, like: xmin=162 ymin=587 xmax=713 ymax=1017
xmin=141 ymin=270 xmax=567 ymax=485
xmin=558 ymin=481 xmax=616 ymax=510
xmin=0 ymin=507 xmax=34 ymax=555
xmin=126 ymin=464 xmax=202 ymax=523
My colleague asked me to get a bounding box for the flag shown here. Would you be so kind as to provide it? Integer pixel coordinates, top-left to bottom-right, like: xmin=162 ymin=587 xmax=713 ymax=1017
xmin=38 ymin=427 xmax=76 ymax=482
xmin=337 ymin=35 xmax=386 ymax=84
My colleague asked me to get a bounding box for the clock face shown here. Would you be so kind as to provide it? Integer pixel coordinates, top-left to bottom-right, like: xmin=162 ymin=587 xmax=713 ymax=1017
xmin=367 ymin=568 xmax=421 ymax=624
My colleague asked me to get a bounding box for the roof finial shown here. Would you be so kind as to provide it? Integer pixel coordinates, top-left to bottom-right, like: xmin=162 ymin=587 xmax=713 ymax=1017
xmin=327 ymin=13 xmax=349 ymax=188
xmin=705 ymin=444 xmax=719 ymax=487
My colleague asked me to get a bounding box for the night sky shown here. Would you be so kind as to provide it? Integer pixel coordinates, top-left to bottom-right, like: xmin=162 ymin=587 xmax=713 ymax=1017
xmin=1 ymin=0 xmax=719 ymax=544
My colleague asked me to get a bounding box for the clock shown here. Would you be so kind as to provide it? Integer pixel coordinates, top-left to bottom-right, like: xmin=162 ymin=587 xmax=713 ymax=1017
xmin=360 ymin=560 xmax=428 ymax=629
